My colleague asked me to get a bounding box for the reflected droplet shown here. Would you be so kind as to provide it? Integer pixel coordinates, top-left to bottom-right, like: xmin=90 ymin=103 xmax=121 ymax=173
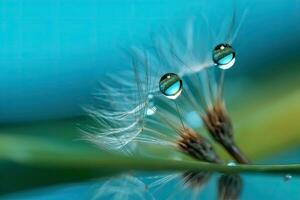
xmin=227 ymin=161 xmax=236 ymax=167
xmin=159 ymin=73 xmax=183 ymax=100
xmin=212 ymin=43 xmax=236 ymax=70
xmin=284 ymin=174 xmax=292 ymax=182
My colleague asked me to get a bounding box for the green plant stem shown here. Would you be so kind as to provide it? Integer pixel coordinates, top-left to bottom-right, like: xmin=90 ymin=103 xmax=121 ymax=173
xmin=7 ymin=153 xmax=300 ymax=175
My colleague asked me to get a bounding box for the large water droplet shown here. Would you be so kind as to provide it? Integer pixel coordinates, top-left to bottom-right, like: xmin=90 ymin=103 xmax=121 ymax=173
xmin=159 ymin=73 xmax=183 ymax=100
xmin=212 ymin=43 xmax=236 ymax=70
xmin=283 ymin=174 xmax=292 ymax=182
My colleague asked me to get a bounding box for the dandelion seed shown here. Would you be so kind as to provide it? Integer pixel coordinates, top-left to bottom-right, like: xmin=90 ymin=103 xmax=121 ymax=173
xmin=82 ymin=0 xmax=249 ymax=164
xmin=82 ymin=2 xmax=249 ymax=199
xmin=176 ymin=127 xmax=222 ymax=193
xmin=202 ymin=100 xmax=249 ymax=164
xmin=177 ymin=127 xmax=221 ymax=163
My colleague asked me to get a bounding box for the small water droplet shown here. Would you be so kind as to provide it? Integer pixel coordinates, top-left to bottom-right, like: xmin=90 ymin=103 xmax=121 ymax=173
xmin=212 ymin=43 xmax=236 ymax=70
xmin=227 ymin=161 xmax=236 ymax=166
xmin=146 ymin=104 xmax=156 ymax=116
xmin=159 ymin=73 xmax=183 ymax=100
xmin=284 ymin=174 xmax=292 ymax=182
xmin=146 ymin=95 xmax=156 ymax=116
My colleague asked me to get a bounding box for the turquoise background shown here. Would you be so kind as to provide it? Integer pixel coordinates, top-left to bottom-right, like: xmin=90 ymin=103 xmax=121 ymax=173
xmin=0 ymin=0 xmax=300 ymax=199
xmin=0 ymin=0 xmax=299 ymax=123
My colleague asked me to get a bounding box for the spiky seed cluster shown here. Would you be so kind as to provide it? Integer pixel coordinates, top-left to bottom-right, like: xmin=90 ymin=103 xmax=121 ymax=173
xmin=202 ymin=100 xmax=249 ymax=164
xmin=177 ymin=127 xmax=242 ymax=197
xmin=202 ymin=100 xmax=233 ymax=147
xmin=176 ymin=127 xmax=219 ymax=189
xmin=83 ymin=5 xmax=249 ymax=198
xmin=177 ymin=127 xmax=221 ymax=163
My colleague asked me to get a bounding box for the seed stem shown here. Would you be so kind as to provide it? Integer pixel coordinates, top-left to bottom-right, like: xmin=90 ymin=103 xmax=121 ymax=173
xmin=174 ymin=101 xmax=185 ymax=129
xmin=224 ymin=143 xmax=249 ymax=164
xmin=218 ymin=70 xmax=225 ymax=100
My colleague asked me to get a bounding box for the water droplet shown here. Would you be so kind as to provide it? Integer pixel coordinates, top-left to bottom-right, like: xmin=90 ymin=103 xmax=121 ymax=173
xmin=212 ymin=43 xmax=236 ymax=70
xmin=159 ymin=73 xmax=183 ymax=100
xmin=146 ymin=103 xmax=156 ymax=116
xmin=146 ymin=94 xmax=156 ymax=116
xmin=146 ymin=107 xmax=156 ymax=116
xmin=227 ymin=161 xmax=236 ymax=166
xmin=284 ymin=174 xmax=292 ymax=182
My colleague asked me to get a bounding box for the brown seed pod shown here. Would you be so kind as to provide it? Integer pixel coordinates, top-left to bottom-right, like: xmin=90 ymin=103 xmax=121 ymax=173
xmin=202 ymin=100 xmax=249 ymax=164
xmin=177 ymin=128 xmax=217 ymax=189
xmin=177 ymin=127 xmax=221 ymax=163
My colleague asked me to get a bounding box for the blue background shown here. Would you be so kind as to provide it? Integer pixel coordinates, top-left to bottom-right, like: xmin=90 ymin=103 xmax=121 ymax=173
xmin=0 ymin=0 xmax=299 ymax=123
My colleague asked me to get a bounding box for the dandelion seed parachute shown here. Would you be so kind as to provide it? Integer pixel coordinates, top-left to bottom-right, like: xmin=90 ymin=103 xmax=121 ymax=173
xmin=82 ymin=2 xmax=248 ymax=198
xmin=82 ymin=1 xmax=249 ymax=164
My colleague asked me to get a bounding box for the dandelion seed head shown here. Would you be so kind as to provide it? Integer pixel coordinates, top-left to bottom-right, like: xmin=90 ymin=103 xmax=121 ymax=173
xmin=202 ymin=101 xmax=233 ymax=148
xmin=177 ymin=128 xmax=220 ymax=163
xmin=81 ymin=3 xmax=250 ymax=200
xmin=82 ymin=2 xmax=249 ymax=159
